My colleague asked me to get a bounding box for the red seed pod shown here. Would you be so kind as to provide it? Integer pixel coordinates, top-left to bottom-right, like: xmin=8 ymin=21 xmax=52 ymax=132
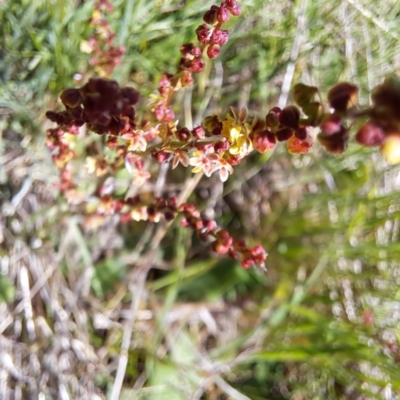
xmin=60 ymin=88 xmax=82 ymax=108
xmin=355 ymin=122 xmax=385 ymax=147
xmin=196 ymin=24 xmax=212 ymax=44
xmin=207 ymin=44 xmax=221 ymax=59
xmin=279 ymin=105 xmax=301 ymax=129
xmin=211 ymin=29 xmax=229 ymax=45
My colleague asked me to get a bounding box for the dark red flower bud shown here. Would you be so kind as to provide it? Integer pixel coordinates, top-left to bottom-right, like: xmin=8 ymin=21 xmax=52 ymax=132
xmin=317 ymin=131 xmax=348 ymax=154
xmin=211 ymin=29 xmax=229 ymax=45
xmin=327 ymin=82 xmax=358 ymax=113
xmin=60 ymin=88 xmax=81 ymax=108
xmin=196 ymin=24 xmax=212 ymax=44
xmin=266 ymin=108 xmax=281 ymax=129
xmin=276 ymin=127 xmax=293 ymax=141
xmin=121 ymin=86 xmax=140 ymax=105
xmin=214 ymin=139 xmax=230 ymax=152
xmin=180 ymin=43 xmax=196 ymax=56
xmin=203 ymin=5 xmax=219 ymax=25
xmin=279 ymin=105 xmax=301 ymax=129
xmin=176 ymin=127 xmax=191 ymax=142
xmin=165 ymin=212 xmax=175 ymax=221
xmin=295 ymin=127 xmax=307 ymax=140
xmin=46 ymin=111 xmax=59 ymax=122
xmin=355 ymin=122 xmax=385 ymax=147
xmin=207 ymin=44 xmax=221 ymax=59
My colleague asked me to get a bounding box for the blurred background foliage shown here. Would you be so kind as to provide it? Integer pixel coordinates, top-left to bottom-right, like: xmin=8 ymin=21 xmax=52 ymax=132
xmin=1 ymin=0 xmax=400 ymax=398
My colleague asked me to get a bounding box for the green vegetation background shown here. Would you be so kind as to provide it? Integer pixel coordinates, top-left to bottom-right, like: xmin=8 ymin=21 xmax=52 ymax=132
xmin=1 ymin=0 xmax=400 ymax=398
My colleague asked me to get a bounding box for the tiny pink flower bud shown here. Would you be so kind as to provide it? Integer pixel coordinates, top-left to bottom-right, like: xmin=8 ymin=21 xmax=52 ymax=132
xmin=180 ymin=218 xmax=189 ymax=227
xmin=217 ymin=5 xmax=230 ymax=23
xmin=207 ymin=44 xmax=221 ymax=59
xmin=211 ymin=29 xmax=229 ymax=45
xmin=192 ymin=126 xmax=206 ymax=139
xmin=188 ymin=58 xmax=205 ymax=74
xmin=212 ymin=240 xmax=230 ymax=255
xmin=196 ymin=24 xmax=212 ymax=44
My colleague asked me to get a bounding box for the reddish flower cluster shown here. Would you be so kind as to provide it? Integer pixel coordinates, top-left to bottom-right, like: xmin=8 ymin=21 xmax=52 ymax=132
xmin=83 ymin=193 xmax=267 ymax=268
xmin=178 ymin=202 xmax=267 ymax=269
xmin=83 ymin=0 xmax=126 ymax=76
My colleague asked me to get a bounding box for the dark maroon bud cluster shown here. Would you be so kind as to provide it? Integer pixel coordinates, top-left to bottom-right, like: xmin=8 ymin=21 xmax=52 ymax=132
xmin=356 ymin=77 xmax=400 ymax=149
xmin=249 ymin=105 xmax=313 ymax=155
xmin=46 ymin=78 xmax=140 ymax=136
